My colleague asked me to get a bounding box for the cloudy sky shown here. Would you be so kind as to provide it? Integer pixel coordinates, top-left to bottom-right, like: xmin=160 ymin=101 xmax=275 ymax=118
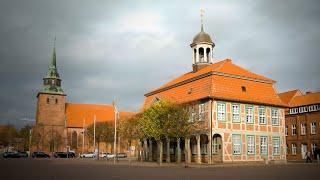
xmin=0 ymin=0 xmax=319 ymax=127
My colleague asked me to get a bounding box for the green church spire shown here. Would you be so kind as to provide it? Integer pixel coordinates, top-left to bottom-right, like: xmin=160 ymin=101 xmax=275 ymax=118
xmin=40 ymin=38 xmax=64 ymax=95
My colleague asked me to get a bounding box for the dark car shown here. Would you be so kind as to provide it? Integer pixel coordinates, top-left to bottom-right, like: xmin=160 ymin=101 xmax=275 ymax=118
xmin=32 ymin=151 xmax=50 ymax=158
xmin=116 ymin=153 xmax=127 ymax=158
xmin=3 ymin=151 xmax=20 ymax=158
xmin=54 ymin=152 xmax=75 ymax=158
xmin=18 ymin=151 xmax=28 ymax=158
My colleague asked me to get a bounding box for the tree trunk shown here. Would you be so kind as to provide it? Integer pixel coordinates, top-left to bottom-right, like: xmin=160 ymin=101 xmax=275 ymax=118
xmin=166 ymin=138 xmax=170 ymax=163
xmin=148 ymin=139 xmax=153 ymax=161
xmin=97 ymin=141 xmax=100 ymax=160
xmin=158 ymin=140 xmax=163 ymax=165
xmin=143 ymin=138 xmax=148 ymax=161
xmin=177 ymin=138 xmax=181 ymax=163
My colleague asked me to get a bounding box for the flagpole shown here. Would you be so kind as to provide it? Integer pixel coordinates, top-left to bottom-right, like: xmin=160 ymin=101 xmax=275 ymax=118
xmin=82 ymin=117 xmax=86 ymax=155
xmin=93 ymin=114 xmax=96 ymax=157
xmin=113 ymin=101 xmax=117 ymax=164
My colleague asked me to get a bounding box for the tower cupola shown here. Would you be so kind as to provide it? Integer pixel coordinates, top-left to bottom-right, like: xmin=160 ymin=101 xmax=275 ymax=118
xmin=190 ymin=10 xmax=215 ymax=72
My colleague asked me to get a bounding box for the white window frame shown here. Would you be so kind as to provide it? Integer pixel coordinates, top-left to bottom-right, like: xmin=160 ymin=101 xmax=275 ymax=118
xmin=311 ymin=122 xmax=316 ymax=134
xmin=232 ymin=104 xmax=240 ymax=122
xmin=292 ymin=144 xmax=297 ymax=155
xmin=232 ymin=134 xmax=241 ymax=155
xmin=271 ymin=108 xmax=279 ymax=125
xmin=301 ymin=123 xmax=306 ymax=135
xmin=199 ymin=103 xmax=206 ymax=121
xmin=292 ymin=124 xmax=296 ymax=135
xmin=260 ymin=136 xmax=268 ymax=155
xmin=259 ymin=106 xmax=266 ymax=124
xmin=217 ymin=102 xmax=226 ymax=121
xmin=246 ymin=105 xmax=254 ymax=123
xmin=272 ymin=137 xmax=280 ymax=155
xmin=200 ymin=144 xmax=207 ymax=155
xmin=311 ymin=143 xmax=317 ymax=154
xmin=247 ymin=135 xmax=255 ymax=155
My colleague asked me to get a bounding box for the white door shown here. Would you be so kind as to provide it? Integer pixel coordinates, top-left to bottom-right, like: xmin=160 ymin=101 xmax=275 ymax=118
xmin=301 ymin=144 xmax=307 ymax=159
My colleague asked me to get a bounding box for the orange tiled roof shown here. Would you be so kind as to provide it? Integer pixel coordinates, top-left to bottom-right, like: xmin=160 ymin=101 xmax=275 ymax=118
xmin=278 ymin=89 xmax=302 ymax=105
xmin=143 ymin=59 xmax=285 ymax=108
xmin=66 ymin=103 xmax=135 ymax=128
xmin=288 ymin=91 xmax=320 ymax=107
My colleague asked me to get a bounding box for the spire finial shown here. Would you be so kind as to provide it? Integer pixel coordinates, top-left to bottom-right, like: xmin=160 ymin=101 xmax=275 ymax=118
xmin=200 ymin=8 xmax=205 ymax=31
xmin=52 ymin=36 xmax=56 ymax=67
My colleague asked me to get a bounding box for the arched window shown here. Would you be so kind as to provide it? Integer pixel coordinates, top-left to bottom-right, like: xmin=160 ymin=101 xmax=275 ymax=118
xmin=206 ymin=48 xmax=211 ymax=62
xmin=47 ymin=98 xmax=50 ymax=104
xmin=199 ymin=47 xmax=204 ymax=62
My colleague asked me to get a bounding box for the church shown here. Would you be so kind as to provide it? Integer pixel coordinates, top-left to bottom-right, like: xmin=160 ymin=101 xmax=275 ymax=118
xmin=142 ymin=23 xmax=287 ymax=164
xmin=32 ymin=43 xmax=134 ymax=154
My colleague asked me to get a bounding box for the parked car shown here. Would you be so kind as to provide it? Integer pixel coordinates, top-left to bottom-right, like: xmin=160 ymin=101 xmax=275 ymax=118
xmin=80 ymin=152 xmax=95 ymax=158
xmin=54 ymin=152 xmax=76 ymax=158
xmin=106 ymin=153 xmax=115 ymax=159
xmin=3 ymin=151 xmax=20 ymax=158
xmin=99 ymin=153 xmax=107 ymax=158
xmin=116 ymin=153 xmax=127 ymax=158
xmin=32 ymin=151 xmax=50 ymax=158
xmin=18 ymin=151 xmax=28 ymax=158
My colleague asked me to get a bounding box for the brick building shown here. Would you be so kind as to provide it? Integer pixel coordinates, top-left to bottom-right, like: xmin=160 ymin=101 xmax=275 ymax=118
xmin=278 ymin=90 xmax=320 ymax=160
xmin=33 ymin=42 xmax=134 ymax=154
xmin=142 ymin=23 xmax=287 ymax=164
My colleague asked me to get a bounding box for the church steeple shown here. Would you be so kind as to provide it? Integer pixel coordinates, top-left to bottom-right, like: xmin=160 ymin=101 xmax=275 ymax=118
xmin=39 ymin=38 xmax=64 ymax=95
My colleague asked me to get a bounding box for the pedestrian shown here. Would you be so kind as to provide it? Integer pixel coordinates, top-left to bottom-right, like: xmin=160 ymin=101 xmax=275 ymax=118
xmin=305 ymin=151 xmax=312 ymax=163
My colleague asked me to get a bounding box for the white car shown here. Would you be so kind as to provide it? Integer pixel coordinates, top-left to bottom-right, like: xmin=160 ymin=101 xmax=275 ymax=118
xmin=99 ymin=153 xmax=107 ymax=158
xmin=80 ymin=152 xmax=96 ymax=158
xmin=106 ymin=153 xmax=115 ymax=159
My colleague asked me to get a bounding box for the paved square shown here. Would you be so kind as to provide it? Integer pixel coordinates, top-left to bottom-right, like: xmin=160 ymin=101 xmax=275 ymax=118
xmin=0 ymin=159 xmax=319 ymax=180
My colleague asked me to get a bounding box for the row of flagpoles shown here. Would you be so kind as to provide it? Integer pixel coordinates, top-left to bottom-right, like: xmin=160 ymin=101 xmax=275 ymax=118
xmin=81 ymin=100 xmax=119 ymax=163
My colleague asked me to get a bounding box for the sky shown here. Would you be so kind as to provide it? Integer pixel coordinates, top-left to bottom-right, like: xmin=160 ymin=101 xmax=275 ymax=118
xmin=0 ymin=0 xmax=319 ymax=128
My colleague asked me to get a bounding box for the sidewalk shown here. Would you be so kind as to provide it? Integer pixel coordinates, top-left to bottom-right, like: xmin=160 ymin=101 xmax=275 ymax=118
xmin=69 ymin=158 xmax=319 ymax=168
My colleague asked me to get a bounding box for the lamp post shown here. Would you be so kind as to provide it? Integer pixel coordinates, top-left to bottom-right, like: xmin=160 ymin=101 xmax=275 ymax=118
xmin=29 ymin=129 xmax=32 ymax=157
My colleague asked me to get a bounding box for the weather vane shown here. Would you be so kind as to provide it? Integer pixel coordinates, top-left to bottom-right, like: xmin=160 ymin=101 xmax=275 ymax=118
xmin=200 ymin=8 xmax=205 ymax=28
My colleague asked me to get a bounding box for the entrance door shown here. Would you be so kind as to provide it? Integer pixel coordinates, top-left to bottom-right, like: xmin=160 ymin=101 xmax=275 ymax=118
xmin=301 ymin=144 xmax=307 ymax=159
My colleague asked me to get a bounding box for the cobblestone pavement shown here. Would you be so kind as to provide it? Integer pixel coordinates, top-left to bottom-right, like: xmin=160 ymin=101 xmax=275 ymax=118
xmin=0 ymin=158 xmax=319 ymax=180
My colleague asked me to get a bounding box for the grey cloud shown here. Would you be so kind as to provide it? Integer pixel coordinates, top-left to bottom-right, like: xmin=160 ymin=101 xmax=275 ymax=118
xmin=0 ymin=0 xmax=319 ymax=127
